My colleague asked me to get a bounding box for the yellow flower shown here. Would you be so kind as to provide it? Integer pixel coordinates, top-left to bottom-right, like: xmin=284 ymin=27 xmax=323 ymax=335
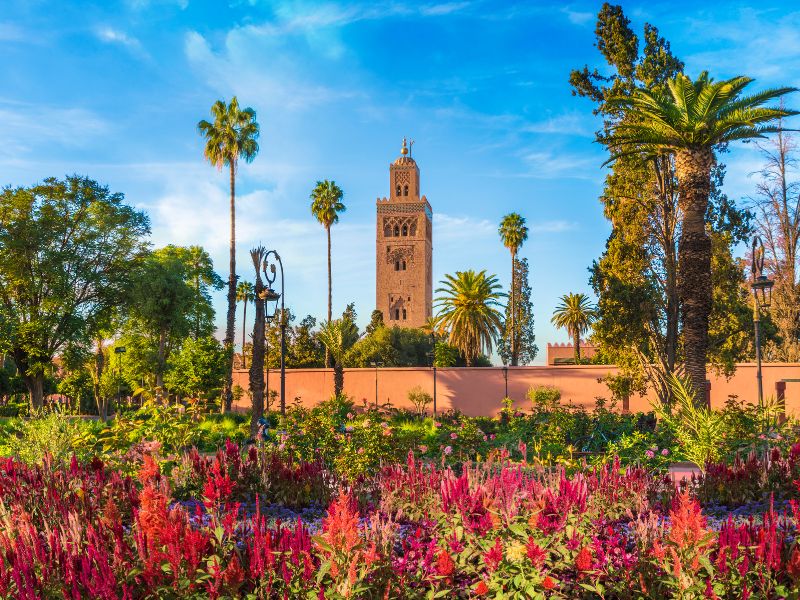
xmin=506 ymin=542 xmax=527 ymax=563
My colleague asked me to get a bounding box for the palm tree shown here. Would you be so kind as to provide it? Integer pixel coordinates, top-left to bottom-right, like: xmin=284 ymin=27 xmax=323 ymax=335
xmin=607 ymin=72 xmax=797 ymax=399
xmin=551 ymin=293 xmax=598 ymax=364
xmin=310 ymin=180 xmax=345 ymax=365
xmin=236 ymin=281 xmax=254 ymax=369
xmin=434 ymin=270 xmax=504 ymax=366
xmin=498 ymin=213 xmax=528 ymax=366
xmin=198 ymin=96 xmax=260 ymax=412
xmin=317 ymin=318 xmax=359 ymax=397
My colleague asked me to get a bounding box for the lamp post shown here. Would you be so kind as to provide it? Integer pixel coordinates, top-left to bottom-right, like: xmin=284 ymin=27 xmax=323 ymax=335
xmin=427 ymin=332 xmax=437 ymax=416
xmin=750 ymin=236 xmax=774 ymax=410
xmin=263 ymin=251 xmax=286 ymax=416
xmin=502 ymin=365 xmax=508 ymax=398
xmin=370 ymin=361 xmax=384 ymax=408
xmin=114 ymin=346 xmax=126 ymax=409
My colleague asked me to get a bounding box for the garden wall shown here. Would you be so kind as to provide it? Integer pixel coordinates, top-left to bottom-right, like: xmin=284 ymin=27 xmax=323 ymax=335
xmin=231 ymin=363 xmax=800 ymax=417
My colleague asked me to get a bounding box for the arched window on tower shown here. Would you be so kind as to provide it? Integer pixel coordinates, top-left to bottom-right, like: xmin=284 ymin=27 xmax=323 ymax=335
xmin=403 ymin=185 xmax=409 ymax=196
xmin=396 ymin=185 xmax=401 ymax=196
xmin=402 ymin=224 xmax=408 ymax=236
xmin=393 ymin=225 xmax=400 ymax=237
xmin=395 ymin=260 xmax=400 ymax=271
xmin=395 ymin=309 xmax=400 ymax=320
xmin=402 ymin=309 xmax=407 ymax=320
xmin=401 ymin=260 xmax=406 ymax=271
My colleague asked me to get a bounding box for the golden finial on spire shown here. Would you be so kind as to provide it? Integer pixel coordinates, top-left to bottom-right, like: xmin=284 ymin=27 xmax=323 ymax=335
xmin=401 ymin=137 xmax=408 ymax=155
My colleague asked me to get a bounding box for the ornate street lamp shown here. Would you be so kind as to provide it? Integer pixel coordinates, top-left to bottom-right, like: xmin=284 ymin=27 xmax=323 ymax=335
xmin=262 ymin=251 xmax=286 ymax=415
xmin=751 ymin=236 xmax=774 ymax=409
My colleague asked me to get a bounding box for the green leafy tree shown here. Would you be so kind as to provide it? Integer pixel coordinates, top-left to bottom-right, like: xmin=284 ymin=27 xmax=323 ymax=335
xmin=498 ymin=258 xmax=538 ymax=365
xmin=348 ymin=326 xmax=432 ymax=367
xmin=435 ymin=270 xmax=504 ymax=366
xmin=123 ymin=251 xmax=196 ymax=389
xmin=164 ymin=336 xmax=226 ymax=399
xmin=310 ymin=179 xmax=346 ymax=366
xmin=317 ymin=318 xmax=359 ymax=397
xmin=0 ymin=176 xmax=149 ymax=409
xmin=571 ymin=4 xmax=760 ymax=402
xmin=551 ymin=293 xmax=598 ymax=364
xmin=498 ymin=213 xmax=528 ymax=365
xmin=157 ymin=245 xmax=224 ymax=339
xmin=236 ymin=280 xmax=254 ymax=368
xmin=606 ymin=71 xmax=797 ymax=398
xmin=289 ymin=316 xmax=325 ymax=368
xmin=198 ymin=96 xmax=260 ymax=412
xmin=366 ymin=310 xmax=385 ymax=336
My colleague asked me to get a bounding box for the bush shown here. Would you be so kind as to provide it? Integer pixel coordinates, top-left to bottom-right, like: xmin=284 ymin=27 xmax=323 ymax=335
xmin=3 ymin=412 xmax=99 ymax=464
xmin=527 ymin=385 xmax=561 ymax=411
xmin=406 ymin=385 xmax=432 ymax=416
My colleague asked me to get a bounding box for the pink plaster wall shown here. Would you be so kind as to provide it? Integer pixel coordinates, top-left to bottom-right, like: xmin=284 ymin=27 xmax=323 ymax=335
xmin=231 ymin=363 xmax=800 ymax=417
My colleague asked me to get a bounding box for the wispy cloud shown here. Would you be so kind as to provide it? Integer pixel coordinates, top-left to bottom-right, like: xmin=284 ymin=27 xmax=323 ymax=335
xmin=562 ymin=7 xmax=594 ymax=26
xmin=96 ymin=27 xmax=149 ymax=59
xmin=0 ymin=22 xmax=25 ymax=42
xmin=514 ymin=149 xmax=605 ymax=180
xmin=0 ymin=99 xmax=109 ymax=157
xmin=532 ymin=220 xmax=579 ymax=233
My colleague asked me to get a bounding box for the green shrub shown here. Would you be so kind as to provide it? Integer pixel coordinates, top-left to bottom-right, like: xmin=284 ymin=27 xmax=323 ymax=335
xmin=406 ymin=386 xmax=432 ymax=416
xmin=527 ymin=385 xmax=561 ymax=411
xmin=2 ymin=412 xmax=99 ymax=464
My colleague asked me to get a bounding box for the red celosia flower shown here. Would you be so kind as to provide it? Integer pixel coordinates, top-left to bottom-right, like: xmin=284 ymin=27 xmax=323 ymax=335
xmin=575 ymin=546 xmax=592 ymax=571
xmin=223 ymin=555 xmax=244 ymax=590
xmin=668 ymin=491 xmax=709 ymax=551
xmin=474 ymin=581 xmax=489 ymax=595
xmin=788 ymin=548 xmax=800 ymax=580
xmin=526 ymin=538 xmax=546 ymax=567
xmin=436 ymin=549 xmax=455 ymax=576
xmin=483 ymin=538 xmax=503 ymax=572
xmin=138 ymin=454 xmax=160 ymax=483
xmin=541 ymin=576 xmax=556 ymax=590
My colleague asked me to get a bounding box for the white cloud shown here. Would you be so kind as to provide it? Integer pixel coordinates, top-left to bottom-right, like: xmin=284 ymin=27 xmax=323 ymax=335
xmin=531 ymin=220 xmax=579 ymax=233
xmin=0 ymin=99 xmax=109 ymax=157
xmin=516 ymin=149 xmax=605 ymax=180
xmin=96 ymin=27 xmax=149 ymax=59
xmin=562 ymin=8 xmax=593 ymax=26
xmin=0 ymin=22 xmax=25 ymax=42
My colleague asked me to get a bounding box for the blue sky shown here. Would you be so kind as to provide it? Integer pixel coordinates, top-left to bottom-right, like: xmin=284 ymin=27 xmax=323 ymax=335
xmin=2 ymin=0 xmax=799 ymax=363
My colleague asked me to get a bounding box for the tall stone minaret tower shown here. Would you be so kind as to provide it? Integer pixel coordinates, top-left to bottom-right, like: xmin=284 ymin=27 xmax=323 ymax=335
xmin=375 ymin=139 xmax=433 ymax=328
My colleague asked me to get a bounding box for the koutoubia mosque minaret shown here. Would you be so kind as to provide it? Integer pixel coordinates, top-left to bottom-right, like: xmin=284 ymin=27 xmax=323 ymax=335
xmin=375 ymin=138 xmax=433 ymax=328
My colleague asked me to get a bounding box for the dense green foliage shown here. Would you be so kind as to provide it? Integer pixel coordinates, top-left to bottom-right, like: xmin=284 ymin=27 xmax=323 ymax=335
xmin=0 ymin=176 xmax=150 ymax=408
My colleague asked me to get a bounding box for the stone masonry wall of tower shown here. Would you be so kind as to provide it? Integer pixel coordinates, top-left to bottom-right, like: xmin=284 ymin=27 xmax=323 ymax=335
xmin=375 ymin=140 xmax=433 ymax=329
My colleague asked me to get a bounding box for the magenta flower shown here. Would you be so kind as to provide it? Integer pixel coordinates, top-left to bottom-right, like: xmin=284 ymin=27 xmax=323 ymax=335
xmin=661 ymin=448 xmax=669 ymax=456
xmin=645 ymin=450 xmax=655 ymax=459
xmin=450 ymin=432 xmax=458 ymax=440
xmin=444 ymin=446 xmax=453 ymax=455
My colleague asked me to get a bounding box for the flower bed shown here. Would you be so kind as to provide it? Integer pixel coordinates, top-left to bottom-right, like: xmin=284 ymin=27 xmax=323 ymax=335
xmin=2 ymin=442 xmax=800 ymax=598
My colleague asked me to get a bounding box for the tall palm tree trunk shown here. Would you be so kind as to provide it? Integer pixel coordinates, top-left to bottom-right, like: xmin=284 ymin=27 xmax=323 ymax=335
xmin=241 ymin=300 xmax=248 ymax=369
xmin=222 ymin=161 xmax=237 ymax=413
xmin=510 ymin=251 xmax=516 ymax=366
xmin=675 ymin=148 xmax=714 ymax=405
xmin=574 ymin=327 xmax=581 ymax=364
xmin=326 ymin=224 xmax=332 ymax=368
